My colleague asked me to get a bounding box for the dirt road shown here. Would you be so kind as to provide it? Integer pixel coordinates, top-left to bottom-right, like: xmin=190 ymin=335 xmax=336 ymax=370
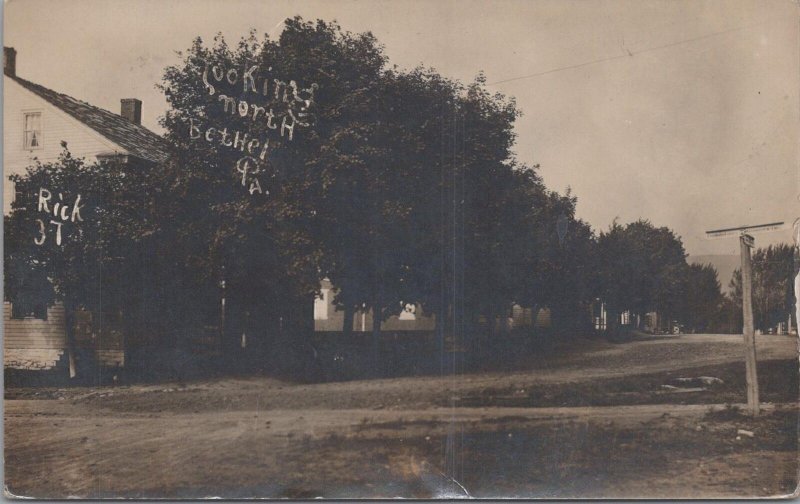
xmin=5 ymin=333 xmax=799 ymax=498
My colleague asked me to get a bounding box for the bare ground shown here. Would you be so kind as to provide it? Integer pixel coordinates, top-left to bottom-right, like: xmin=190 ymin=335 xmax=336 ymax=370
xmin=5 ymin=333 xmax=799 ymax=498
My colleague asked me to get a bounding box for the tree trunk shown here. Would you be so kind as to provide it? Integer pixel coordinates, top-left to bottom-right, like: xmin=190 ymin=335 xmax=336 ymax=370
xmin=607 ymin=309 xmax=619 ymax=336
xmin=342 ymin=302 xmax=354 ymax=336
xmin=485 ymin=304 xmax=497 ymax=355
xmin=371 ymin=294 xmax=382 ymax=378
xmin=63 ymin=300 xmax=78 ymax=379
xmin=435 ymin=300 xmax=445 ymax=372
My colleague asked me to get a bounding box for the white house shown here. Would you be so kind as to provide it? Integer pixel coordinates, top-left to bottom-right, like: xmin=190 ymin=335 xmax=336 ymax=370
xmin=3 ymin=47 xmax=168 ymax=373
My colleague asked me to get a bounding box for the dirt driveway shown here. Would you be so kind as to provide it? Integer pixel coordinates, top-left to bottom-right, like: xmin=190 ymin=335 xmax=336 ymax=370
xmin=5 ymin=333 xmax=799 ymax=498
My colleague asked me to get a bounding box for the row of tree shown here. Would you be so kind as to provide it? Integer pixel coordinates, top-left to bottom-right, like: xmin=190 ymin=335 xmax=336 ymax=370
xmin=4 ymin=18 xmax=796 ymax=377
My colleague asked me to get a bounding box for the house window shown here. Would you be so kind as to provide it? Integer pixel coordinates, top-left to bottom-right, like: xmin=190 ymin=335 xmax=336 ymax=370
xmin=314 ymin=288 xmax=330 ymax=320
xmin=23 ymin=112 xmax=42 ymax=149
xmin=11 ymin=301 xmax=47 ymax=320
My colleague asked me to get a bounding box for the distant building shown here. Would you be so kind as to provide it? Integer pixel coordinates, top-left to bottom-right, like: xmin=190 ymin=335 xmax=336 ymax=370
xmin=313 ymin=277 xmax=551 ymax=333
xmin=3 ymin=47 xmax=168 ymax=373
xmin=313 ymin=278 xmax=436 ymax=332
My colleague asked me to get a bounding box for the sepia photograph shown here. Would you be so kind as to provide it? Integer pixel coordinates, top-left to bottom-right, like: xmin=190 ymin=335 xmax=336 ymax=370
xmin=3 ymin=0 xmax=799 ymax=498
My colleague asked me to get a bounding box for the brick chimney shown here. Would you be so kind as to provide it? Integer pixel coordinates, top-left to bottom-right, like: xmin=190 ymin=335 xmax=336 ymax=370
xmin=4 ymin=47 xmax=16 ymax=77
xmin=120 ymin=98 xmax=142 ymax=124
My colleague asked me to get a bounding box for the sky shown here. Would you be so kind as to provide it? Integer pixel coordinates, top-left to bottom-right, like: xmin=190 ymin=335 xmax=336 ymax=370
xmin=4 ymin=0 xmax=798 ymax=256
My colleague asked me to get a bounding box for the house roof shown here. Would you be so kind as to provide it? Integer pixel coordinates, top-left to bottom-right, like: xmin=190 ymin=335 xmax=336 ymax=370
xmin=8 ymin=75 xmax=169 ymax=163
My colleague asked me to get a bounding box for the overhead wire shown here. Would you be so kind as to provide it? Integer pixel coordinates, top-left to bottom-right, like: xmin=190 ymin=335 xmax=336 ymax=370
xmin=488 ymin=16 xmax=781 ymax=86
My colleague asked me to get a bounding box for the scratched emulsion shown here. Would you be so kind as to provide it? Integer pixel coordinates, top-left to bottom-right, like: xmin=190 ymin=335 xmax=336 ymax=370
xmin=189 ymin=61 xmax=318 ymax=195
xmin=33 ymin=188 xmax=84 ymax=246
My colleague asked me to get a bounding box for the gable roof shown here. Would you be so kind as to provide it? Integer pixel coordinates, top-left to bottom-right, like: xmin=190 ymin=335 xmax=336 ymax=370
xmin=8 ymin=75 xmax=169 ymax=163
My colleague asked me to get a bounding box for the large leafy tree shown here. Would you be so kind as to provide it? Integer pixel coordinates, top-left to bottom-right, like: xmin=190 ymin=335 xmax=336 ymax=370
xmin=158 ymin=19 xmax=442 ymax=371
xmin=157 ymin=30 xmax=311 ymax=355
xmin=528 ymin=191 xmax=599 ymax=334
xmin=729 ymin=243 xmax=795 ymax=331
xmin=459 ymin=76 xmax=524 ymax=340
xmin=597 ymin=219 xmax=688 ymax=330
xmin=680 ymin=263 xmax=723 ymax=332
xmin=321 ymin=67 xmax=468 ymax=370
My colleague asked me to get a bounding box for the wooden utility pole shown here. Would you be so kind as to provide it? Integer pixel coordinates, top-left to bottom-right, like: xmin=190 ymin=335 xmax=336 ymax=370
xmin=706 ymin=221 xmax=785 ymax=416
xmin=740 ymin=233 xmax=759 ymax=415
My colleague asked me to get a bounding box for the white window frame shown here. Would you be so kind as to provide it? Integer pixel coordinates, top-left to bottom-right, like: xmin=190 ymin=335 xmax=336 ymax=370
xmin=22 ymin=110 xmax=43 ymax=150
